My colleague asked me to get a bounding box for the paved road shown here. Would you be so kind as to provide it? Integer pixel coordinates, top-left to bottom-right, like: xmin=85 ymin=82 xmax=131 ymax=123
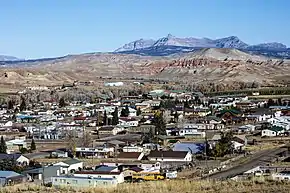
xmin=206 ymin=147 xmax=288 ymax=180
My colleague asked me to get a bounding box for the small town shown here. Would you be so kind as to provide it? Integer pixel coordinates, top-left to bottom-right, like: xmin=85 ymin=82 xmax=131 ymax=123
xmin=0 ymin=82 xmax=289 ymax=190
xmin=1 ymin=1 xmax=290 ymax=192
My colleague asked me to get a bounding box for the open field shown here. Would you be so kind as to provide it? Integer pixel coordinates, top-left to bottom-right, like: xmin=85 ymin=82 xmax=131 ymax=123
xmin=1 ymin=179 xmax=290 ymax=193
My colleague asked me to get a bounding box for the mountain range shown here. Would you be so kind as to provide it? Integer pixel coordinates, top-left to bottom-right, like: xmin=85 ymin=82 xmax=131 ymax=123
xmin=0 ymin=55 xmax=20 ymax=62
xmin=1 ymin=34 xmax=290 ymax=62
xmin=115 ymin=34 xmax=290 ymax=58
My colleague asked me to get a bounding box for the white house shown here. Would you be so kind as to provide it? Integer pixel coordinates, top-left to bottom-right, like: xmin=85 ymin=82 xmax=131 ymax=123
xmin=122 ymin=146 xmax=143 ymax=153
xmin=232 ymin=141 xmax=244 ymax=151
xmin=75 ymin=146 xmax=114 ymax=158
xmin=262 ymin=126 xmax=284 ymax=137
xmin=236 ymin=124 xmax=256 ymax=133
xmin=267 ymin=116 xmax=290 ymax=125
xmin=54 ymin=159 xmax=83 ymax=174
xmin=104 ymin=82 xmax=124 ymax=87
xmin=147 ymin=151 xmax=192 ymax=162
xmin=52 ymin=176 xmax=118 ymax=188
xmin=178 ymin=128 xmax=205 ymax=138
xmin=247 ymin=114 xmax=272 ymax=122
xmin=6 ymin=139 xmax=27 ymax=154
xmin=272 ymin=172 xmax=290 ymax=181
xmin=0 ymin=121 xmax=13 ymax=127
xmin=0 ymin=154 xmax=30 ymax=165
xmin=98 ymin=126 xmax=124 ymax=135
xmin=74 ymin=171 xmax=124 ymax=183
xmin=118 ymin=117 xmax=139 ymax=127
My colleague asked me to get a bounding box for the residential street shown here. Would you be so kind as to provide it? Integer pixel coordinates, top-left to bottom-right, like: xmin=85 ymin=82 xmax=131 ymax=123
xmin=206 ymin=146 xmax=288 ymax=180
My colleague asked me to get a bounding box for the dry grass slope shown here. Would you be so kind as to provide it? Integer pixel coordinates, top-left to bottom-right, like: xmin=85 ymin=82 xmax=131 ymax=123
xmin=1 ymin=180 xmax=290 ymax=193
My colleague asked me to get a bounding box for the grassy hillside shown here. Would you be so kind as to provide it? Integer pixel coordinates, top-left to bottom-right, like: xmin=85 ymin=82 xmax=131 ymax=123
xmin=2 ymin=179 xmax=290 ymax=193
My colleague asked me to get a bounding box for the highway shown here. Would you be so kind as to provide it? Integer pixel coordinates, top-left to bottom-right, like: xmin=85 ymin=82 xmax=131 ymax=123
xmin=206 ymin=146 xmax=288 ymax=180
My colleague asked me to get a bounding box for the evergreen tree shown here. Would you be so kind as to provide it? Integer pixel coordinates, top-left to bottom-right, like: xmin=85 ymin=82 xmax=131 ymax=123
xmin=112 ymin=107 xmax=119 ymax=125
xmin=59 ymin=97 xmax=66 ymax=108
xmin=152 ymin=111 xmax=166 ymax=135
xmin=0 ymin=136 xmax=7 ymax=154
xmin=30 ymin=138 xmax=36 ymax=151
xmin=159 ymin=101 xmax=165 ymax=109
xmin=184 ymin=100 xmax=190 ymax=108
xmin=278 ymin=98 xmax=282 ymax=106
xmin=267 ymin=99 xmax=275 ymax=107
xmin=7 ymin=100 xmax=14 ymax=110
xmin=121 ymin=106 xmax=130 ymax=117
xmin=136 ymin=108 xmax=142 ymax=116
xmin=19 ymin=97 xmax=26 ymax=111
xmin=103 ymin=111 xmax=108 ymax=125
xmin=213 ymin=132 xmax=233 ymax=157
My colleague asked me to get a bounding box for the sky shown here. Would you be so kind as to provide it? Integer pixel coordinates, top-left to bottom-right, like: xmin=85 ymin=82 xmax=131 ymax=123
xmin=0 ymin=0 xmax=290 ymax=59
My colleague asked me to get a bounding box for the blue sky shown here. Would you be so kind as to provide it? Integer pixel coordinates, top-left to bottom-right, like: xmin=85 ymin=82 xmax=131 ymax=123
xmin=0 ymin=0 xmax=289 ymax=59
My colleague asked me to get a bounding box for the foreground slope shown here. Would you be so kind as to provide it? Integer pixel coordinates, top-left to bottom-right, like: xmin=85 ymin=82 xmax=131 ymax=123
xmin=2 ymin=180 xmax=290 ymax=193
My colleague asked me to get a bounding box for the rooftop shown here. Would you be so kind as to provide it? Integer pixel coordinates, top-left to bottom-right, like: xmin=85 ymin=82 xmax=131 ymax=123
xmin=148 ymin=150 xmax=189 ymax=159
xmin=117 ymin=152 xmax=142 ymax=159
xmin=75 ymin=171 xmax=121 ymax=175
xmin=62 ymin=158 xmax=82 ymax=165
xmin=95 ymin=165 xmax=118 ymax=172
xmin=0 ymin=171 xmax=22 ymax=178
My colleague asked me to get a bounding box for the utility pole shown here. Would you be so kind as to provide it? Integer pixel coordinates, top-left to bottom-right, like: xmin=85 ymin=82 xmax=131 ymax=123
xmin=42 ymin=166 xmax=45 ymax=185
xmin=92 ymin=140 xmax=94 ymax=169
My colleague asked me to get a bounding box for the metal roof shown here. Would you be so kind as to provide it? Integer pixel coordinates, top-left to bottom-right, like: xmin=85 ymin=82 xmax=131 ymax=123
xmin=172 ymin=143 xmax=204 ymax=154
xmin=95 ymin=166 xmax=118 ymax=172
xmin=0 ymin=171 xmax=21 ymax=178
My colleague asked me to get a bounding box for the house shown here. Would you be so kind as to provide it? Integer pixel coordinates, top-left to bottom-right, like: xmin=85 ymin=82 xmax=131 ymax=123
xmin=75 ymin=146 xmax=114 ymax=158
xmin=135 ymin=102 xmax=150 ymax=110
xmin=25 ymin=152 xmax=51 ymax=160
xmin=23 ymin=165 xmax=63 ymax=182
xmin=74 ymin=171 xmax=124 ymax=183
xmin=52 ymin=176 xmax=118 ymax=188
xmin=104 ymin=82 xmax=124 ymax=87
xmin=122 ymin=146 xmax=144 ymax=153
xmin=262 ymin=126 xmax=284 ymax=137
xmin=147 ymin=150 xmax=192 ymax=162
xmin=0 ymin=171 xmax=26 ymax=187
xmin=123 ymin=167 xmax=143 ymax=178
xmin=0 ymin=154 xmax=30 ymax=166
xmin=54 ymin=159 xmax=83 ymax=174
xmin=6 ymin=139 xmax=27 ymax=154
xmin=98 ymin=126 xmax=124 ymax=136
xmin=178 ymin=127 xmax=206 ymax=138
xmin=247 ymin=108 xmax=273 ymax=122
xmin=231 ymin=136 xmax=247 ymax=152
xmin=272 ymin=172 xmax=290 ymax=181
xmin=50 ymin=150 xmax=69 ymax=158
xmin=118 ymin=117 xmax=139 ymax=127
xmin=172 ymin=142 xmax=204 ymax=154
xmin=95 ymin=165 xmax=119 ymax=173
xmin=0 ymin=120 xmax=13 ymax=128
xmin=117 ymin=152 xmax=145 ymax=161
xmin=235 ymin=124 xmax=256 ymax=133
